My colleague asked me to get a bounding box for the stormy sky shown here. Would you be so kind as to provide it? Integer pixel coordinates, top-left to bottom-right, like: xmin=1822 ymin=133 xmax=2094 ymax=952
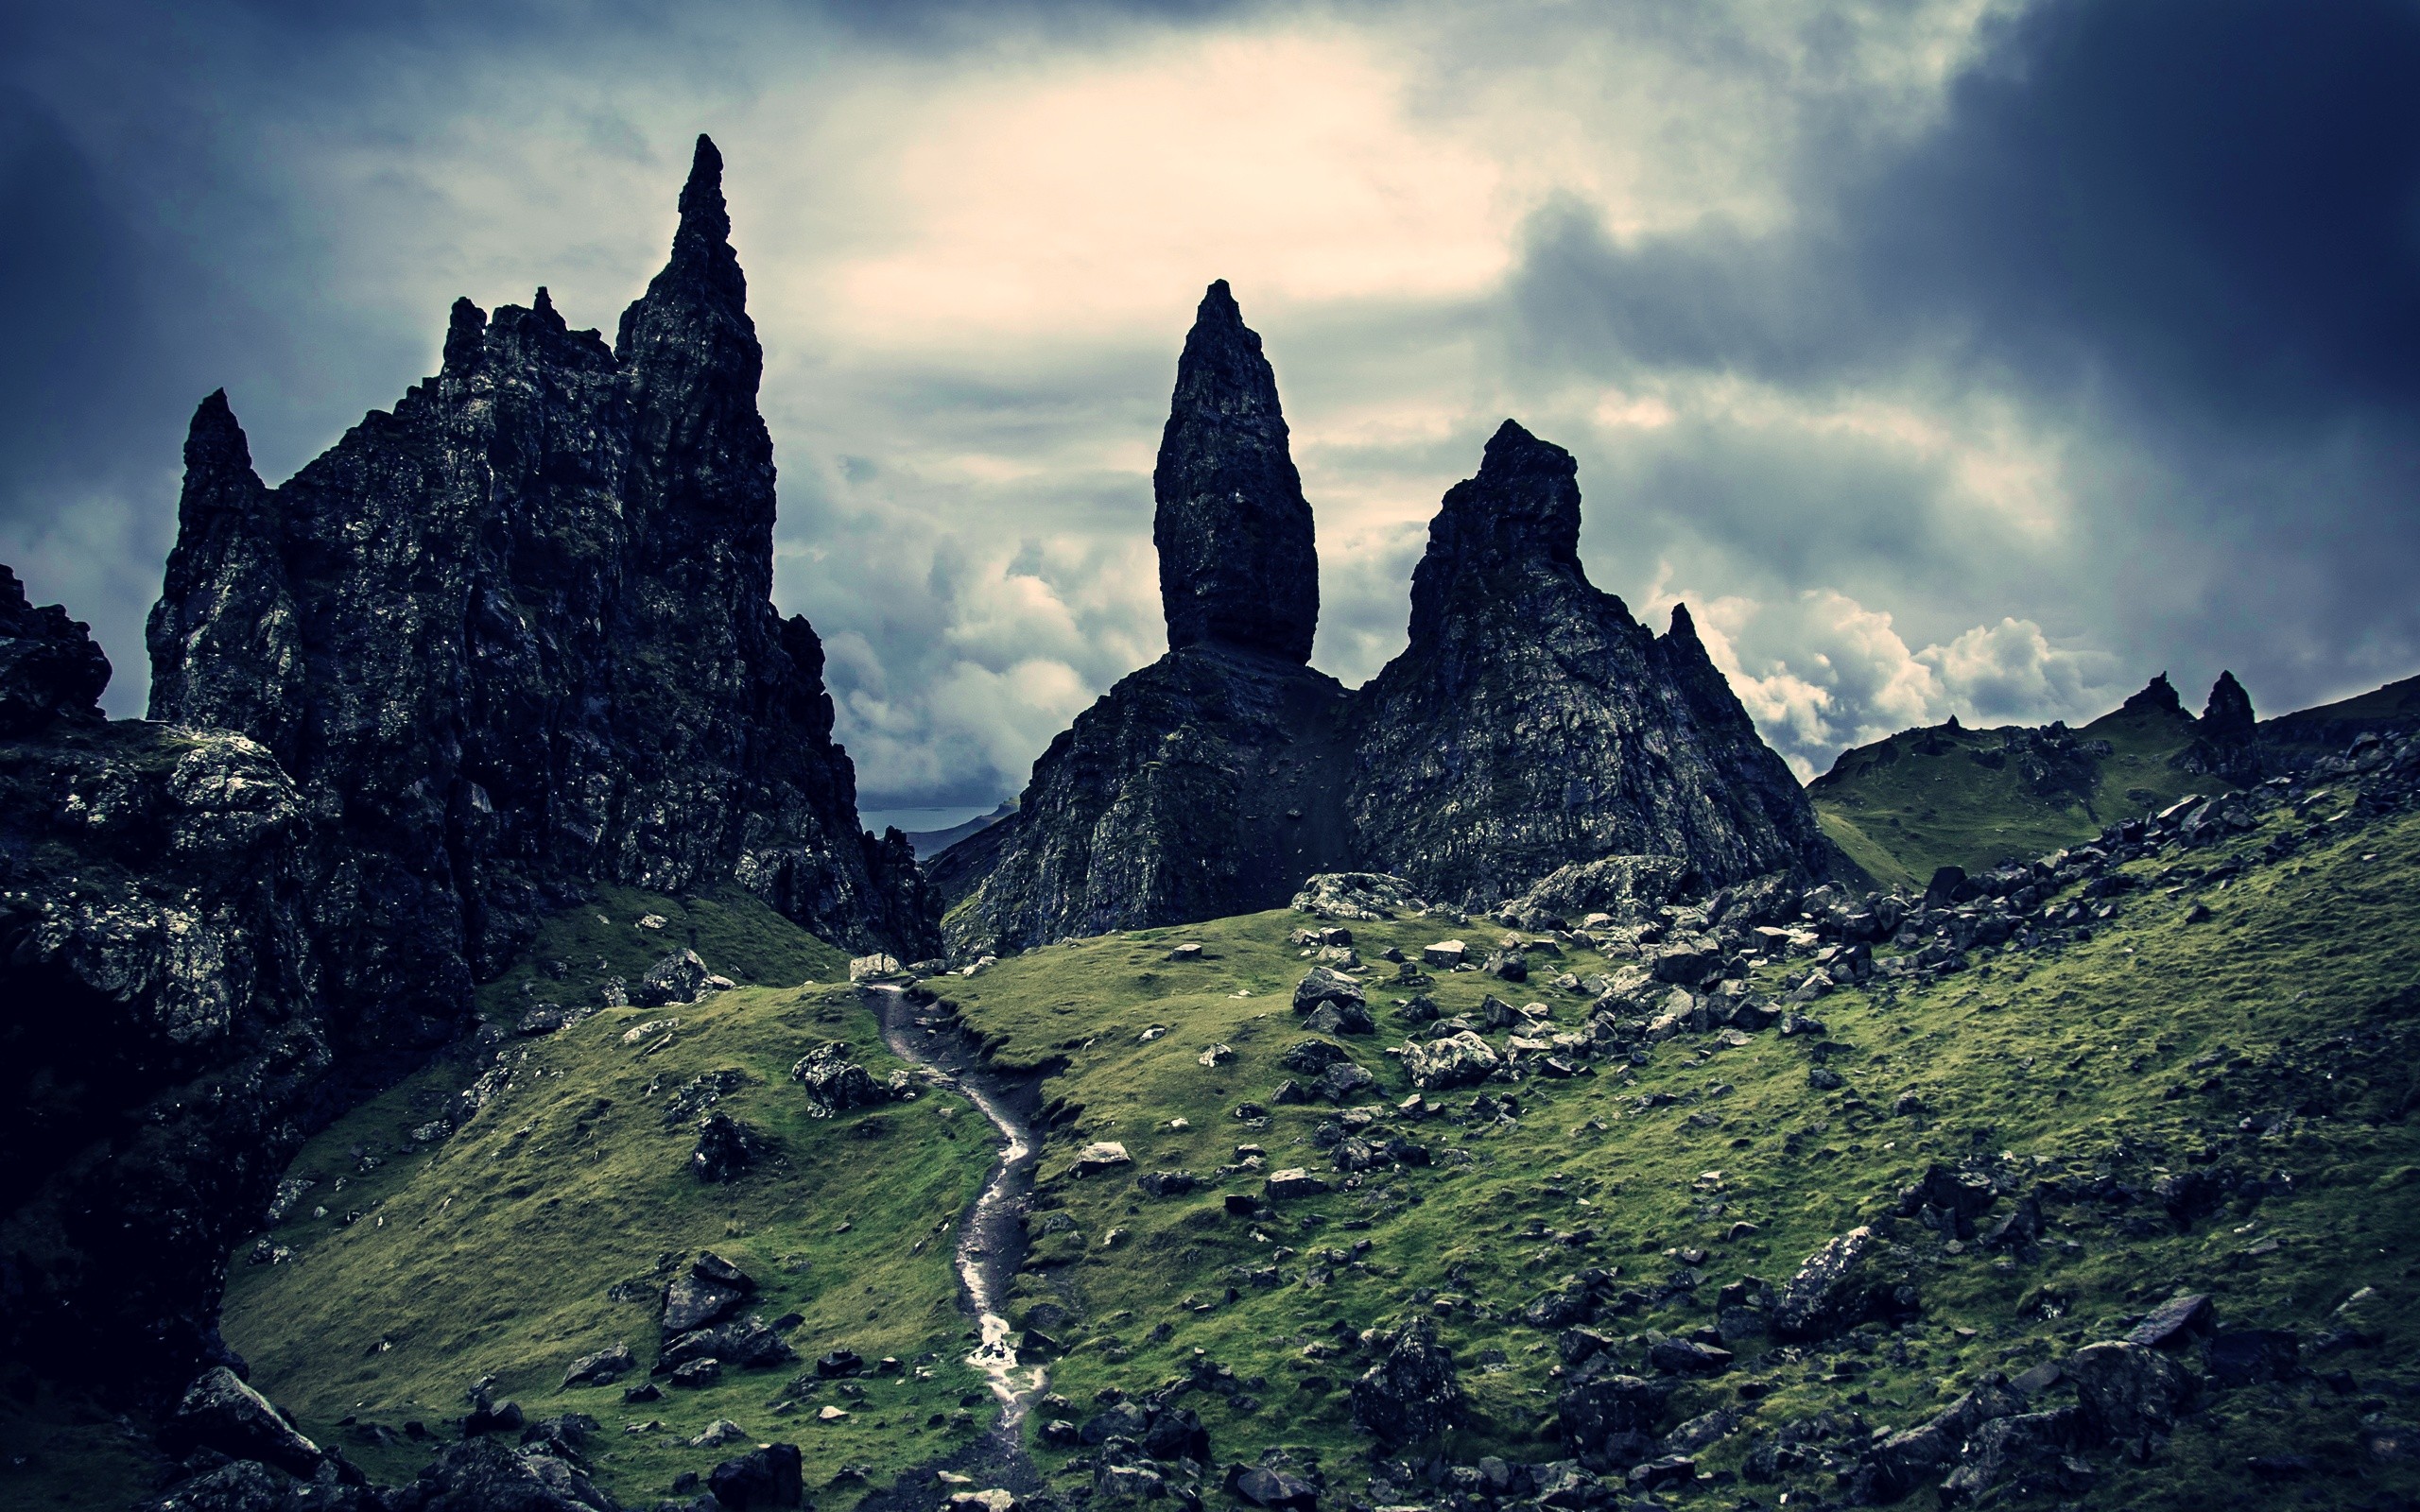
xmin=6 ymin=0 xmax=2417 ymax=821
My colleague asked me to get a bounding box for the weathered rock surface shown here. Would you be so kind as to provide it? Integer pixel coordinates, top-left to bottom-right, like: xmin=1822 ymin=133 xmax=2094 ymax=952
xmin=945 ymin=312 xmax=1842 ymax=949
xmin=1 ymin=576 xmax=327 ymax=1393
xmin=1340 ymin=421 xmax=1836 ymax=905
xmin=1349 ymin=1317 xmax=1464 ymax=1446
xmin=1155 ymin=280 xmax=1320 ymax=663
xmin=146 ymin=136 xmax=932 ymax=1073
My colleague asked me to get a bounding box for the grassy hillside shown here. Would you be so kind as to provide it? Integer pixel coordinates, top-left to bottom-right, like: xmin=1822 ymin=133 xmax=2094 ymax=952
xmin=1810 ymin=697 xmax=2207 ymax=888
xmin=941 ymin=779 xmax=2420 ymax=1508
xmin=213 ymin=887 xmax=996 ymax=1504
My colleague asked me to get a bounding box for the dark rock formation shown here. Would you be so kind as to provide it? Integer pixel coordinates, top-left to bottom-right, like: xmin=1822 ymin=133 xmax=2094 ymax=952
xmin=147 ymin=136 xmax=932 ymax=1066
xmin=0 ymin=565 xmax=111 ymax=734
xmin=0 ymin=571 xmax=326 ymax=1395
xmin=2120 ymin=672 xmax=2185 ymax=717
xmin=1344 ymin=421 xmax=1834 ymax=904
xmin=2177 ymin=670 xmax=2263 ymax=784
xmin=2202 ymin=670 xmax=2256 ymax=743
xmin=944 ymin=298 xmax=1841 ymax=949
xmin=1154 ymin=280 xmax=1319 ymax=663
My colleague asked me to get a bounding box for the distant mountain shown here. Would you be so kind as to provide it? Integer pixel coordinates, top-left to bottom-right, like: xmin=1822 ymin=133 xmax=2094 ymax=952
xmin=1809 ymin=666 xmax=2420 ymax=887
xmin=907 ymin=799 xmax=1017 ymax=859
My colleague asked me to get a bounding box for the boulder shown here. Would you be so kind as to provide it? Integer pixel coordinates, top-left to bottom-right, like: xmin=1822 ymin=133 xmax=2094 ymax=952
xmin=162 ymin=1367 xmax=325 ymax=1478
xmin=1421 ymin=940 xmax=1468 ymax=968
xmin=634 ymin=949 xmax=714 ymax=1007
xmin=1768 ymin=1227 xmax=1915 ymax=1342
xmin=1401 ymin=1031 xmax=1501 ymax=1091
xmin=0 ymin=563 xmax=110 ymax=733
xmin=1302 ymin=998 xmax=1376 ymax=1035
xmin=1293 ymin=967 xmax=1365 ymax=1016
xmin=790 ymin=1041 xmax=889 ymax=1117
xmin=1557 ymin=1373 xmax=1672 ymax=1466
xmin=2067 ymin=1340 xmax=2198 ymax=1436
xmin=663 ymin=1314 xmax=795 ymax=1370
xmin=561 ymin=1345 xmax=634 ymax=1388
xmin=1267 ymin=1168 xmax=1332 ymax=1199
xmin=1291 ymin=873 xmax=1421 ymax=920
xmin=1073 ymin=1142 xmax=1132 ymax=1177
xmin=1349 ymin=1317 xmax=1464 ymax=1447
xmin=1651 ymin=939 xmax=1723 ymax=987
xmin=1143 ymin=1407 xmax=1211 ymax=1462
xmin=1936 ymin=1409 xmax=2095 ymax=1502
xmin=691 ymin=1111 xmax=766 ymax=1183
xmin=1227 ymin=1465 xmax=1320 ymax=1510
xmin=709 ymin=1444 xmax=804 ymax=1509
xmin=1283 ymin=1040 xmax=1351 ymax=1075
xmin=663 ymin=1271 xmax=752 ymax=1334
xmin=400 ymin=1438 xmax=614 ymax=1512
xmin=2123 ymin=1292 xmax=2215 ymax=1350
xmin=1649 ymin=1338 xmax=1733 ymax=1375
xmin=1313 ymin=1060 xmax=1378 ymax=1103
xmin=1138 ymin=1171 xmax=1200 ymax=1198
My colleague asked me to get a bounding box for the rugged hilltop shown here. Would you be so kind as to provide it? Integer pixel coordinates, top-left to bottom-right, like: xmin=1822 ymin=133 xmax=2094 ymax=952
xmin=148 ymin=135 xmax=931 ymax=1068
xmin=942 ymin=288 xmax=1839 ymax=951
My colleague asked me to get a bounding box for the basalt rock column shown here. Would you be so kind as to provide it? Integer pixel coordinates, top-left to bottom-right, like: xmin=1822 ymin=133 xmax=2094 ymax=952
xmin=950 ymin=284 xmax=1348 ymax=949
xmin=1153 ymin=280 xmax=1319 ymax=662
xmin=1341 ymin=420 xmax=1837 ymax=904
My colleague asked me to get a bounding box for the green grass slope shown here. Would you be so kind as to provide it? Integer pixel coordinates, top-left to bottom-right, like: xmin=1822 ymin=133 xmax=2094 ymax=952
xmin=944 ymin=783 xmax=2420 ymax=1508
xmin=1810 ymin=698 xmax=2206 ymax=889
xmin=213 ymin=888 xmax=994 ymax=1504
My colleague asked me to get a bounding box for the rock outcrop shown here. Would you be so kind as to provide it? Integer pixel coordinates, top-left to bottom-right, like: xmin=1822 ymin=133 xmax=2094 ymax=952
xmin=0 ymin=566 xmax=327 ymax=1394
xmin=944 ymin=297 xmax=1841 ymax=948
xmin=147 ymin=136 xmax=932 ymax=1062
xmin=1342 ymin=421 xmax=1834 ymax=904
xmin=948 ymin=285 xmax=1354 ymax=948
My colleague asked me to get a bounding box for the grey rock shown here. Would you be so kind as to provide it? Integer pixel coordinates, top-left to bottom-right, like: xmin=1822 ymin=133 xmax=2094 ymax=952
xmin=2123 ymin=1292 xmax=2215 ymax=1349
xmin=1557 ymin=1372 xmax=1672 ymax=1465
xmin=162 ymin=1367 xmax=325 ymax=1478
xmin=635 ymin=950 xmax=713 ymax=1007
xmin=0 ymin=563 xmax=109 ymax=734
xmin=789 ymin=1041 xmax=890 ymax=1118
xmin=562 ymin=1345 xmax=635 ymax=1388
xmin=2067 ymin=1340 xmax=2197 ymax=1435
xmin=1401 ymin=1031 xmax=1501 ymax=1091
xmin=1350 ymin=1318 xmax=1464 ymax=1446
xmin=708 ymin=1443 xmax=804 ymax=1509
xmin=1292 ymin=967 xmax=1365 ymax=1016
xmin=1291 ymin=872 xmax=1420 ymax=920
xmin=1768 ymin=1227 xmax=1916 ymax=1342
xmin=1937 ymin=1409 xmax=2094 ymax=1501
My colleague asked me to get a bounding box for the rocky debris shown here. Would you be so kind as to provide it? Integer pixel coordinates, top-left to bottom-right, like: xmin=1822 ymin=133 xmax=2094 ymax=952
xmin=789 ymin=1041 xmax=891 ymax=1117
xmin=1291 ymin=872 xmax=1424 ymax=920
xmin=399 ymin=1436 xmax=616 ymax=1511
xmin=663 ymin=1254 xmax=754 ymax=1333
xmin=847 ymin=953 xmax=904 ymax=982
xmin=635 ymin=949 xmax=715 ymax=1007
xmin=1139 ymin=1171 xmax=1201 ymax=1197
xmin=1506 ymin=855 xmax=1689 ymax=929
xmin=691 ymin=1112 xmax=768 ymax=1183
xmin=2123 ymin=1292 xmax=2215 ymax=1349
xmin=1074 ymin=1142 xmax=1133 ymax=1177
xmin=814 ymin=1348 xmax=865 ymax=1378
xmin=562 ymin=1345 xmax=634 ymax=1388
xmin=1400 ymin=1031 xmax=1502 ymax=1090
xmin=1312 ymin=1060 xmax=1378 ymax=1103
xmin=707 ymin=1443 xmax=804 ymax=1508
xmin=2066 ymin=1341 xmax=2198 ymax=1435
xmin=162 ymin=1367 xmax=326 ymax=1478
xmin=1938 ymin=1409 xmax=2095 ymax=1502
xmin=0 ymin=582 xmax=326 ymax=1391
xmin=1349 ymin=1317 xmax=1464 ymax=1447
xmin=1558 ymin=1373 xmax=1674 ymax=1469
xmin=1648 ymin=1338 xmax=1732 ymax=1375
xmin=0 ymin=563 xmax=110 ymax=734
xmin=1282 ymin=1040 xmax=1352 ymax=1075
xmin=664 ymin=1314 xmax=794 ymax=1371
xmin=141 ymin=1457 xmax=381 ymax=1512
xmin=1767 ymin=1227 xmax=1918 ymax=1341
xmin=1266 ymin=1168 xmax=1332 ymax=1199
xmin=146 ymin=141 xmax=932 ymax=1085
xmin=1226 ymin=1464 xmax=1320 ymax=1510
xmin=1292 ymin=967 xmax=1365 ymax=1017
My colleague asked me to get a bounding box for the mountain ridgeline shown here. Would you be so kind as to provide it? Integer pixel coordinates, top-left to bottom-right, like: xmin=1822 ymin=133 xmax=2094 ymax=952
xmin=147 ymin=136 xmax=934 ymax=1071
xmin=938 ymin=284 xmax=1841 ymax=951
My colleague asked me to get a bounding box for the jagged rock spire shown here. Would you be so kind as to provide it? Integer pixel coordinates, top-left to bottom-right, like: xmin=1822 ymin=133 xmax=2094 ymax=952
xmin=1406 ymin=419 xmax=1582 ymax=648
xmin=1152 ymin=280 xmax=1318 ymax=663
xmin=0 ymin=561 xmax=111 ymax=734
xmin=2122 ymin=672 xmax=2185 ymax=717
xmin=2202 ymin=670 xmax=2256 ymax=742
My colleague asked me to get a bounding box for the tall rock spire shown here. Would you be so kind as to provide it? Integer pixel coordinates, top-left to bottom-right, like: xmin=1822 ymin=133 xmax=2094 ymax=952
xmin=1406 ymin=419 xmax=1583 ymax=649
xmin=2202 ymin=669 xmax=2256 ymax=742
xmin=1151 ymin=280 xmax=1319 ymax=663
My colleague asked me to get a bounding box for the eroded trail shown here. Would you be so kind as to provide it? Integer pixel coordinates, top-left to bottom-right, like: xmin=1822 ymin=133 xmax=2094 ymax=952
xmin=863 ymin=985 xmax=1047 ymax=1438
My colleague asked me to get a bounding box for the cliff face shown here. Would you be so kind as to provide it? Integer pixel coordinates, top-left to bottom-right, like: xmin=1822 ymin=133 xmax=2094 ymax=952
xmin=1342 ymin=421 xmax=1834 ymax=904
xmin=0 ymin=566 xmax=325 ymax=1395
xmin=949 ymin=294 xmax=1839 ymax=950
xmin=147 ymin=137 xmax=931 ymax=1060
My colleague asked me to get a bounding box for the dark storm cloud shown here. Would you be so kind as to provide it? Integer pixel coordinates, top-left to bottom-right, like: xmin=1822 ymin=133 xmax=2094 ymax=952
xmin=1505 ymin=0 xmax=2420 ymax=747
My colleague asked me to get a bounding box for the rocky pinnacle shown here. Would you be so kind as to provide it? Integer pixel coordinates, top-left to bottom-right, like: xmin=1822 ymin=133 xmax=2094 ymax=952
xmin=1152 ymin=280 xmax=1319 ymax=663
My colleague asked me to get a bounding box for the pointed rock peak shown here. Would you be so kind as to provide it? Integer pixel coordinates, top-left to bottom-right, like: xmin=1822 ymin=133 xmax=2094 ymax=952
xmin=1153 ymin=281 xmax=1317 ymax=662
xmin=1945 ymin=712 xmax=1962 ymax=731
xmin=1667 ymin=602 xmax=1697 ymax=639
xmin=680 ymin=134 xmax=729 ymax=239
xmin=183 ymin=390 xmax=256 ymax=480
xmin=1406 ymin=421 xmax=1585 ymax=647
xmin=443 ymin=298 xmax=488 ymax=373
xmin=533 ymin=284 xmax=554 ymax=315
xmin=2121 ymin=671 xmax=2184 ymax=717
xmin=2202 ymin=669 xmax=2256 ymax=741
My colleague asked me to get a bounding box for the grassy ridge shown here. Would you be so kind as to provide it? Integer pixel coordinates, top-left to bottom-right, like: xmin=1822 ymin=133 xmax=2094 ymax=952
xmin=216 ymin=888 xmax=994 ymax=1504
xmin=944 ymin=798 xmax=2420 ymax=1507
xmin=1811 ymin=701 xmax=2206 ymax=888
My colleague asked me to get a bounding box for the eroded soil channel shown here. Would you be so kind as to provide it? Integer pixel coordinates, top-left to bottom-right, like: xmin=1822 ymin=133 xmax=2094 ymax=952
xmin=862 ymin=983 xmax=1047 ymax=1472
